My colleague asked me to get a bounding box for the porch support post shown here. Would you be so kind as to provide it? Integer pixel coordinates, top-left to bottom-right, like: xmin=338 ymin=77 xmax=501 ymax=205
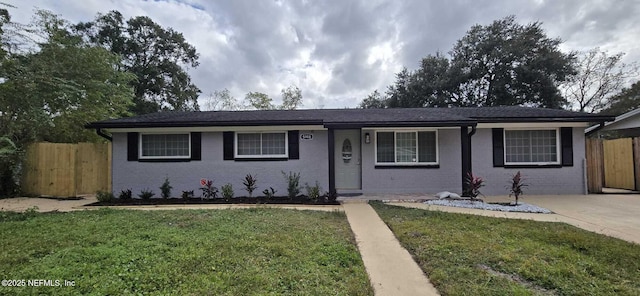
xmin=328 ymin=128 xmax=336 ymax=193
xmin=460 ymin=125 xmax=475 ymax=194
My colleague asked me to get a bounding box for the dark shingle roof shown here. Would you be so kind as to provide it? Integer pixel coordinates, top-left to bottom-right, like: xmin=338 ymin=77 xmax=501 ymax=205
xmin=86 ymin=106 xmax=613 ymax=129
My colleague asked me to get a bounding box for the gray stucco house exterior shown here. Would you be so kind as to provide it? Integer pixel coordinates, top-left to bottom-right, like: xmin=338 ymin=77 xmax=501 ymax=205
xmin=87 ymin=107 xmax=612 ymax=197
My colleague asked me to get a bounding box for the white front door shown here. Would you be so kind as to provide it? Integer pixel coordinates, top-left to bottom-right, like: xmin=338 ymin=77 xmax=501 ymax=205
xmin=335 ymin=130 xmax=361 ymax=190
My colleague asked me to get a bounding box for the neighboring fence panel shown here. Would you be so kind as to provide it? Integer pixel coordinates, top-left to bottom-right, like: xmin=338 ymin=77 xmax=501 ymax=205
xmin=634 ymin=137 xmax=640 ymax=191
xmin=22 ymin=142 xmax=111 ymax=197
xmin=586 ymin=138 xmax=604 ymax=193
xmin=603 ymin=138 xmax=635 ymax=190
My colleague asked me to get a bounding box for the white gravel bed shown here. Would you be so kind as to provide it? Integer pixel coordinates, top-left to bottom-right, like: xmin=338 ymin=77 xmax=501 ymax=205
xmin=424 ymin=199 xmax=553 ymax=214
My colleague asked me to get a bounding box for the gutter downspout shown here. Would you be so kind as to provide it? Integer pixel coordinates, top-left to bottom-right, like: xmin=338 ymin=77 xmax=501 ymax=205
xmin=468 ymin=124 xmax=477 ymax=137
xmin=95 ymin=129 xmax=113 ymax=142
xmin=461 ymin=124 xmax=477 ymax=195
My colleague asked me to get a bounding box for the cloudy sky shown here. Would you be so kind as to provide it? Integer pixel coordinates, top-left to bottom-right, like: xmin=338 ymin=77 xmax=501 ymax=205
xmin=6 ymin=0 xmax=640 ymax=109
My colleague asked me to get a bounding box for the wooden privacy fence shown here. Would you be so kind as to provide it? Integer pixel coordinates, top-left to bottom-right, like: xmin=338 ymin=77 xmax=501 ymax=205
xmin=586 ymin=138 xmax=604 ymax=193
xmin=21 ymin=142 xmax=111 ymax=197
xmin=586 ymin=137 xmax=640 ymax=193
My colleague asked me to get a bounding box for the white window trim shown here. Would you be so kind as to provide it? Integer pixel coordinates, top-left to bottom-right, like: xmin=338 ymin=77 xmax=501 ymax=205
xmin=234 ymin=131 xmax=289 ymax=158
xmin=139 ymin=132 xmax=191 ymax=159
xmin=374 ymin=129 xmax=439 ymax=166
xmin=503 ymin=128 xmax=561 ymax=165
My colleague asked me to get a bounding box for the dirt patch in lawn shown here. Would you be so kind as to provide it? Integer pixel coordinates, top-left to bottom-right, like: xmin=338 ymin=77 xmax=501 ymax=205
xmin=477 ymin=264 xmax=556 ymax=295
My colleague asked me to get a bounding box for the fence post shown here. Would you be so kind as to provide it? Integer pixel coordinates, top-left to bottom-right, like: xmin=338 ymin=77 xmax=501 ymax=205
xmin=585 ymin=138 xmax=604 ymax=193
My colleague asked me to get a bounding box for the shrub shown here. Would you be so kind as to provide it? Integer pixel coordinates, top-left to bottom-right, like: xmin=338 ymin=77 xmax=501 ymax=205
xmin=138 ymin=188 xmax=155 ymax=200
xmin=326 ymin=188 xmax=338 ymax=202
xmin=96 ymin=190 xmax=114 ymax=202
xmin=463 ymin=172 xmax=485 ymax=200
xmin=508 ymin=171 xmax=528 ymax=205
xmin=0 ymin=136 xmax=20 ymax=198
xmin=200 ymin=179 xmax=218 ymax=199
xmin=282 ymin=171 xmax=301 ymax=199
xmin=242 ymin=174 xmax=258 ymax=197
xmin=221 ymin=183 xmax=234 ymax=201
xmin=262 ymin=187 xmax=277 ymax=199
xmin=305 ymin=181 xmax=322 ymax=201
xmin=160 ymin=177 xmax=172 ymax=199
xmin=119 ymin=189 xmax=132 ymax=200
xmin=181 ymin=190 xmax=194 ymax=199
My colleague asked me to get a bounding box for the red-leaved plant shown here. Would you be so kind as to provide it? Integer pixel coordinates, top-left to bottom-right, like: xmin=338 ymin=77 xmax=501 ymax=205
xmin=509 ymin=171 xmax=527 ymax=205
xmin=200 ymin=179 xmax=218 ymax=199
xmin=464 ymin=172 xmax=485 ymax=200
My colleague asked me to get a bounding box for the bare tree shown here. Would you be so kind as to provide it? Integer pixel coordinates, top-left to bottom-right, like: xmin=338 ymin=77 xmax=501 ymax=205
xmin=203 ymin=89 xmax=243 ymax=111
xmin=244 ymin=91 xmax=275 ymax=110
xmin=562 ymin=48 xmax=638 ymax=113
xmin=280 ymin=85 xmax=303 ymax=110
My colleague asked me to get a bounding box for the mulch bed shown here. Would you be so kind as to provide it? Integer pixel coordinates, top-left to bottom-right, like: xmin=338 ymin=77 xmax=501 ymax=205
xmin=87 ymin=196 xmax=340 ymax=206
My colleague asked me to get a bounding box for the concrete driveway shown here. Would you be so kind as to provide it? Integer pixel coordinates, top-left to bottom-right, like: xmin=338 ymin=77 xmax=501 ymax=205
xmin=523 ymin=194 xmax=640 ymax=243
xmin=486 ymin=194 xmax=640 ymax=244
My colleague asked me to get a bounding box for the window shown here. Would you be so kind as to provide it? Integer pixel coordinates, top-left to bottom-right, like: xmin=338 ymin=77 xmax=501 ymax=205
xmin=236 ymin=132 xmax=287 ymax=157
xmin=140 ymin=133 xmax=190 ymax=159
xmin=375 ymin=131 xmax=437 ymax=165
xmin=504 ymin=129 xmax=559 ymax=164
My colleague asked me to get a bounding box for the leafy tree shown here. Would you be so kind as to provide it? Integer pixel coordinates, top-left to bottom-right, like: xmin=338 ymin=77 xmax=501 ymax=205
xmin=562 ymin=48 xmax=638 ymax=113
xmin=75 ymin=10 xmax=200 ymax=114
xmin=448 ymin=16 xmax=574 ymax=108
xmin=410 ymin=53 xmax=453 ymax=107
xmin=0 ymin=10 xmax=134 ymax=143
xmin=386 ymin=68 xmax=416 ymax=108
xmin=245 ymin=91 xmax=275 ymax=110
xmin=280 ymin=85 xmax=303 ymax=110
xmin=359 ymin=90 xmax=387 ymax=108
xmin=376 ymin=16 xmax=575 ymax=109
xmin=603 ymin=81 xmax=640 ymax=115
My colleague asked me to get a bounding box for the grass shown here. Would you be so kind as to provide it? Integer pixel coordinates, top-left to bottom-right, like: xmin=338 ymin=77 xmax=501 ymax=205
xmin=371 ymin=201 xmax=640 ymax=296
xmin=0 ymin=208 xmax=373 ymax=295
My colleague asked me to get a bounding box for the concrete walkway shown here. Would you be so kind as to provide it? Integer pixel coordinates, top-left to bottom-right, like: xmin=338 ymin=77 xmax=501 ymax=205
xmin=0 ymin=196 xmax=98 ymax=212
xmin=343 ymin=201 xmax=439 ymax=296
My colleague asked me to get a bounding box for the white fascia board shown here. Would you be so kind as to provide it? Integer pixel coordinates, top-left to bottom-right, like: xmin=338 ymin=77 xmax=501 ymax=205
xmin=477 ymin=122 xmax=589 ymax=129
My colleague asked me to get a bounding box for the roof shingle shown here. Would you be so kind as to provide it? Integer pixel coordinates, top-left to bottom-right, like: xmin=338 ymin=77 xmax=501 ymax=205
xmin=86 ymin=106 xmax=613 ymax=129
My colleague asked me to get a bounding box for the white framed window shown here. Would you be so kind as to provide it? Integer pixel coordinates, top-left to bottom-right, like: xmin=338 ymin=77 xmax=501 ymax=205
xmin=235 ymin=132 xmax=288 ymax=158
xmin=504 ymin=128 xmax=559 ymax=165
xmin=140 ymin=133 xmax=190 ymax=159
xmin=375 ymin=130 xmax=438 ymax=165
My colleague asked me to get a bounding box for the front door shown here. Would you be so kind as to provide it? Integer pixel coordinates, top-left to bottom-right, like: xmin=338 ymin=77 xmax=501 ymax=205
xmin=334 ymin=130 xmax=361 ymax=190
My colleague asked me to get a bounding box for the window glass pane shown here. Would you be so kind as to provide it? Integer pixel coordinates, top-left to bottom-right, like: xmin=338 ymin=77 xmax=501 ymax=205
xmin=505 ymin=130 xmax=530 ymax=163
xmin=376 ymin=132 xmax=394 ymax=163
xmin=418 ymin=131 xmax=436 ymax=162
xmin=505 ymin=130 xmax=557 ymax=163
xmin=531 ymin=130 xmax=557 ymax=162
xmin=396 ymin=132 xmax=416 ymax=162
xmin=141 ymin=134 xmax=189 ymax=157
xmin=166 ymin=134 xmax=189 ymax=156
xmin=237 ymin=133 xmax=261 ymax=155
xmin=261 ymin=133 xmax=286 ymax=155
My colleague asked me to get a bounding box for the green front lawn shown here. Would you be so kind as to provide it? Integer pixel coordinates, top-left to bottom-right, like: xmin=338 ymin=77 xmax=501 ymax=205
xmin=0 ymin=208 xmax=373 ymax=295
xmin=371 ymin=202 xmax=640 ymax=295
